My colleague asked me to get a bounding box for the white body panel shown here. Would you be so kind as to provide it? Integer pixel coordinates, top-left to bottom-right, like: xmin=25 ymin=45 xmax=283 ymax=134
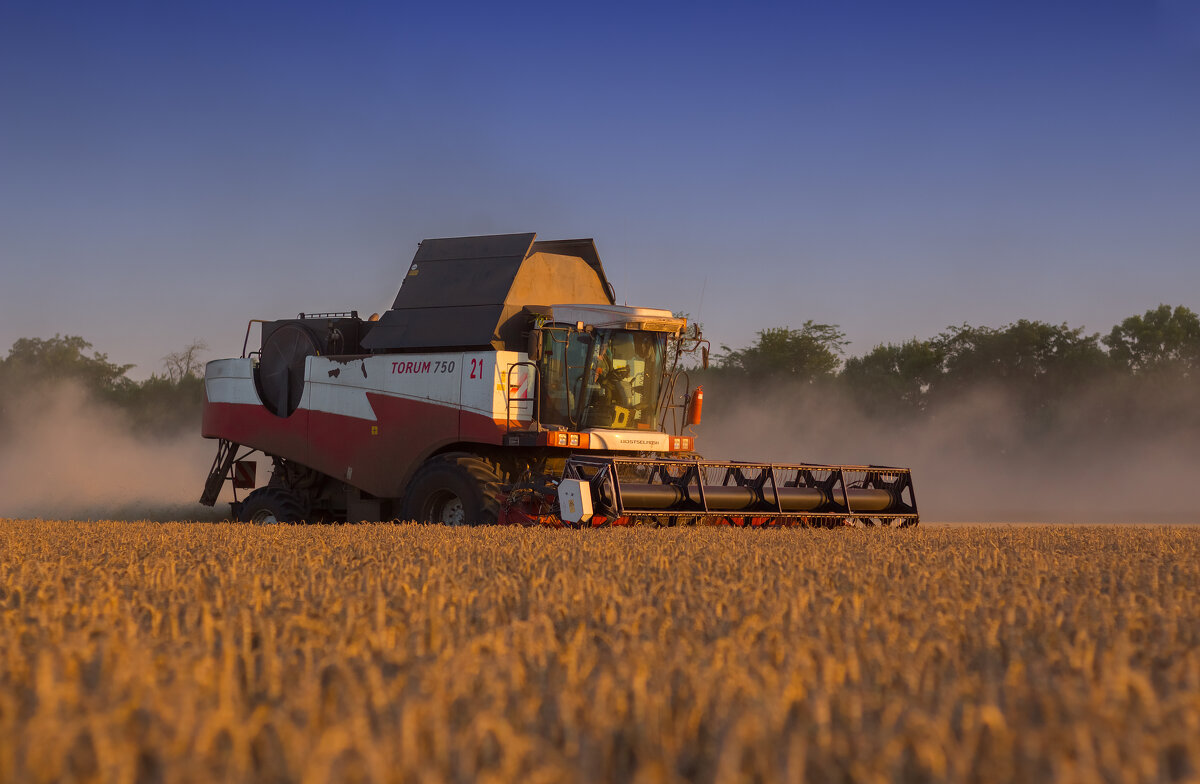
xmin=459 ymin=351 xmax=535 ymax=426
xmin=204 ymin=358 xmax=263 ymax=406
xmin=206 ymin=351 xmax=536 ymax=427
xmin=205 ymin=351 xmax=680 ymax=452
xmin=302 ymin=353 xmax=465 ymax=422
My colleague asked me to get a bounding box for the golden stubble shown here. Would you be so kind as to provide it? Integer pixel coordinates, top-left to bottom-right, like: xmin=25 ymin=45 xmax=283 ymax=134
xmin=0 ymin=523 xmax=1197 ymax=783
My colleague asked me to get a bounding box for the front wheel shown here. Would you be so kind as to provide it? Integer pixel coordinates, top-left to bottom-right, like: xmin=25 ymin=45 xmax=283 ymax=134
xmin=401 ymin=454 xmax=503 ymax=525
xmin=238 ymin=486 xmax=308 ymax=524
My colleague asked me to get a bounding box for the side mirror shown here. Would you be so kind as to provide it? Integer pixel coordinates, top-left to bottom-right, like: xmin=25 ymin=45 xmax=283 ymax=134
xmin=702 ymin=346 xmax=709 ymax=369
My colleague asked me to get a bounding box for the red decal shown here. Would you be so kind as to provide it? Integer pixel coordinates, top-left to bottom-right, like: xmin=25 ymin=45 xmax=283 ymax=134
xmin=203 ymin=397 xmax=506 ymax=499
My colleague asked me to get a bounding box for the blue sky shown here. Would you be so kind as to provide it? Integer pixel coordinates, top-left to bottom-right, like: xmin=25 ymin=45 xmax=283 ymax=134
xmin=2 ymin=0 xmax=1198 ymax=377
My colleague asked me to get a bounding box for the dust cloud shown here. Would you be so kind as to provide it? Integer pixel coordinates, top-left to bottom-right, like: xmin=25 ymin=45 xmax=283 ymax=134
xmin=4 ymin=373 xmax=1192 ymax=524
xmin=0 ymin=383 xmax=225 ymax=521
xmin=696 ymin=379 xmax=1200 ymax=523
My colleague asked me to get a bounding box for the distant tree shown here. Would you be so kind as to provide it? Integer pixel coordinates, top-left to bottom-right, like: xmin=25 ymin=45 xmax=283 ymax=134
xmin=1103 ymin=305 xmax=1200 ymax=376
xmin=115 ymin=372 xmax=206 ymax=435
xmin=108 ymin=339 xmax=211 ymax=434
xmin=0 ymin=334 xmax=134 ymax=393
xmin=162 ymin=340 xmax=209 ymax=382
xmin=0 ymin=335 xmax=209 ymax=437
xmin=842 ymin=338 xmax=944 ymax=416
xmin=715 ymin=321 xmax=847 ymax=382
xmin=932 ymin=320 xmax=1109 ymax=420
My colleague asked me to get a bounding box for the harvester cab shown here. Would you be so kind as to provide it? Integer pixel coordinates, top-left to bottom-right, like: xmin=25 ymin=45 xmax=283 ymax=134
xmin=199 ymin=232 xmax=917 ymax=527
xmin=534 ymin=306 xmax=676 ymax=433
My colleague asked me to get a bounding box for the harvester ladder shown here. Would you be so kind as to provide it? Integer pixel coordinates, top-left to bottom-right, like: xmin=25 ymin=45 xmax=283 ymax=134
xmin=504 ymin=361 xmax=539 ymax=432
xmin=200 ymin=439 xmax=239 ymax=506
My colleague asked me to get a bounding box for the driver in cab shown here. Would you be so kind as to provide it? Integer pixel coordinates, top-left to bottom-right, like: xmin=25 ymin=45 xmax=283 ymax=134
xmin=592 ymin=333 xmax=637 ymax=427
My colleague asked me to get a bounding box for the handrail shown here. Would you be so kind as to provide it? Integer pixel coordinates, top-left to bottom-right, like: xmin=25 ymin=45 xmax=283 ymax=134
xmin=241 ymin=320 xmax=268 ymax=358
xmin=504 ymin=361 xmax=540 ymax=433
xmin=657 ymin=370 xmax=690 ymax=435
xmin=297 ymin=311 xmax=358 ymax=320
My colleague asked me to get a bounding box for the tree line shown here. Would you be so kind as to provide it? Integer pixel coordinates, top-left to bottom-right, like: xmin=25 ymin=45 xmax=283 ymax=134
xmin=0 ymin=335 xmax=209 ymax=437
xmin=698 ymin=304 xmax=1200 ymax=438
xmin=2 ymin=303 xmax=1197 ymax=440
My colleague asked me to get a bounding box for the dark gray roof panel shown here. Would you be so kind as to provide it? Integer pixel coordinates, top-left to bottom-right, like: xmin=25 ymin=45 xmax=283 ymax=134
xmin=391 ymin=258 xmax=525 ymax=309
xmin=393 ymin=233 xmax=536 ymax=310
xmin=362 ymin=232 xmax=616 ymax=353
xmin=412 ymin=232 xmax=536 ymax=264
xmin=363 ymin=305 xmax=507 ymax=352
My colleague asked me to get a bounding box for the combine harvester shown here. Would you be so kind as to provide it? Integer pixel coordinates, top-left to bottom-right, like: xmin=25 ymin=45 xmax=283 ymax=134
xmin=199 ymin=233 xmax=917 ymax=527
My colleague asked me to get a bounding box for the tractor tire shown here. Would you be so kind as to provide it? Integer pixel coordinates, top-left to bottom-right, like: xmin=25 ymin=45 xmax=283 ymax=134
xmin=401 ymin=453 xmax=503 ymax=526
xmin=238 ymin=486 xmax=308 ymax=524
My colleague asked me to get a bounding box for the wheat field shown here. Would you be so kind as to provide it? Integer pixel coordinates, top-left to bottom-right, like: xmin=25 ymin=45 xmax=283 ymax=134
xmin=0 ymin=521 xmax=1197 ymax=783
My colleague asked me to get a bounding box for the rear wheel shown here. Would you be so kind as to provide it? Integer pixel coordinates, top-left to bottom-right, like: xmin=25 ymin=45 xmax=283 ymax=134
xmin=401 ymin=454 xmax=503 ymax=525
xmin=238 ymin=486 xmax=308 ymax=524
